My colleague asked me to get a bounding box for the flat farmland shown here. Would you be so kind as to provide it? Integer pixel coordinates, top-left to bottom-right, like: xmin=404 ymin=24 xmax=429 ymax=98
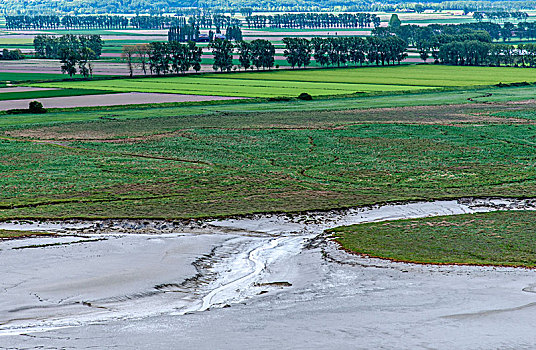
xmin=33 ymin=75 xmax=433 ymax=97
xmin=31 ymin=65 xmax=536 ymax=98
xmin=2 ymin=90 xmax=536 ymax=219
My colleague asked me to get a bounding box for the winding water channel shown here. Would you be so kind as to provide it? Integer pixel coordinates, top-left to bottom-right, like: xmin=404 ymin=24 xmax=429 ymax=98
xmin=1 ymin=198 xmax=536 ymax=349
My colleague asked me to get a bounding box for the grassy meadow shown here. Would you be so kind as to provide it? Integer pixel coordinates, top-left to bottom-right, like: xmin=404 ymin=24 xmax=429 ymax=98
xmin=1 ymin=83 xmax=536 ymax=219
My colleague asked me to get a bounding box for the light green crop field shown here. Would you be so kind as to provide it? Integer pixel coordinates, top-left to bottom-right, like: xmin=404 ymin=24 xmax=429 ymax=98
xmin=31 ymin=65 xmax=536 ymax=98
xmin=33 ymin=76 xmax=432 ymax=97
xmin=0 ymin=38 xmax=34 ymax=45
xmin=217 ymin=65 xmax=536 ymax=87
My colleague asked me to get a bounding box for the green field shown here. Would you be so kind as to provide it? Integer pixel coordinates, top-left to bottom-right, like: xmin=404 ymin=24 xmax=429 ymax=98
xmin=0 ymin=72 xmax=78 ymax=83
xmin=0 ymin=88 xmax=113 ymax=101
xmin=31 ymin=65 xmax=536 ymax=98
xmin=1 ymin=85 xmax=536 ymax=219
xmin=332 ymin=211 xmax=536 ymax=268
xmin=0 ymin=85 xmax=533 ymax=127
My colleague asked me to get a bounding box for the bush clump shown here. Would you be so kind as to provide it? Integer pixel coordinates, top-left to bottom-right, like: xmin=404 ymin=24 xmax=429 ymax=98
xmin=6 ymin=101 xmax=47 ymax=115
xmin=29 ymin=101 xmax=47 ymax=114
xmin=297 ymin=92 xmax=312 ymax=101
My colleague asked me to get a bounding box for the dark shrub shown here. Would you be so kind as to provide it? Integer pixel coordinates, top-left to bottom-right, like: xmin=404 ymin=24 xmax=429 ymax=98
xmin=5 ymin=109 xmax=27 ymax=115
xmin=29 ymin=101 xmax=46 ymax=114
xmin=297 ymin=92 xmax=312 ymax=101
xmin=267 ymin=96 xmax=292 ymax=101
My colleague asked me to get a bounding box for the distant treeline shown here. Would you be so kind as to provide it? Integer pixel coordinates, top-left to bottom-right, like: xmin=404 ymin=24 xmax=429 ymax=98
xmin=245 ymin=13 xmax=380 ymax=29
xmin=130 ymin=16 xmax=184 ymax=30
xmin=472 ymin=11 xmax=529 ymax=22
xmin=6 ymin=13 xmax=383 ymax=31
xmin=5 ymin=0 xmax=536 ymax=15
xmin=388 ymin=21 xmax=536 ymax=47
xmin=437 ymin=41 xmax=536 ymax=66
xmin=6 ymin=15 xmax=129 ymax=30
xmin=5 ymin=14 xmax=244 ymax=30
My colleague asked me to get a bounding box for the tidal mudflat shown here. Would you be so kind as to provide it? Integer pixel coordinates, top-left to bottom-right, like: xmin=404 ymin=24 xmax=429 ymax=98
xmin=2 ymin=198 xmax=536 ymax=349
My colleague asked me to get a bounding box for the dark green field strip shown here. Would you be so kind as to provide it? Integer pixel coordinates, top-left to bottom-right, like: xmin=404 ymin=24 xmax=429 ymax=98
xmin=0 ymin=72 xmax=75 ymax=83
xmin=0 ymin=89 xmax=115 ymax=101
xmin=332 ymin=211 xmax=536 ymax=267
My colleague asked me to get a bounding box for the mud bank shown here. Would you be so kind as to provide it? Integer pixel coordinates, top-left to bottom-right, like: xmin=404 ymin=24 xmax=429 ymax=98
xmin=1 ymin=197 xmax=536 ymax=349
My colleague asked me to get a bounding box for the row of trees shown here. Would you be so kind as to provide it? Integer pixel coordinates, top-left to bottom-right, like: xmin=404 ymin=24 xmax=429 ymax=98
xmin=377 ymin=20 xmax=536 ymax=68
xmin=436 ymin=41 xmax=536 ymax=67
xmin=51 ymin=36 xmax=102 ymax=77
xmin=209 ymin=35 xmax=408 ymax=72
xmin=311 ymin=36 xmax=407 ymax=67
xmin=130 ymin=15 xmax=184 ymax=29
xmin=6 ymin=15 xmax=129 ymax=30
xmin=245 ymin=13 xmax=380 ymax=29
xmin=33 ymin=35 xmax=103 ymax=59
xmin=121 ymin=44 xmax=150 ymax=76
xmin=142 ymin=34 xmax=409 ymax=75
xmin=147 ymin=41 xmax=203 ymax=75
xmin=6 ymin=14 xmax=246 ymax=31
xmin=0 ymin=48 xmax=24 ymax=60
xmin=387 ymin=20 xmax=536 ymax=56
xmin=472 ymin=11 xmax=529 ymax=23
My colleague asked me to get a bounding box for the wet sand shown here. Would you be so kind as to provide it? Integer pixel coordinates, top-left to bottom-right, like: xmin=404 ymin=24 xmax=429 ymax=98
xmin=1 ymin=198 xmax=536 ymax=349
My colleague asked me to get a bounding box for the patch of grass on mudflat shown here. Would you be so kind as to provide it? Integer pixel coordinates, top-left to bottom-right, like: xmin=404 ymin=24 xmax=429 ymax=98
xmin=0 ymin=229 xmax=53 ymax=239
xmin=332 ymin=211 xmax=536 ymax=267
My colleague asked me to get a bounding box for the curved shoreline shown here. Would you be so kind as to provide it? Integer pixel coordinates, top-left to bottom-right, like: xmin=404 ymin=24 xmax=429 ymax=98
xmin=1 ymin=196 xmax=535 ymax=236
xmin=332 ymin=241 xmax=536 ymax=270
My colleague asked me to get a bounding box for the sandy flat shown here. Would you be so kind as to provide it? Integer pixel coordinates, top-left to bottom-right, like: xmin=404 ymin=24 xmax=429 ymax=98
xmin=2 ymin=199 xmax=536 ymax=348
xmin=0 ymin=92 xmax=243 ymax=110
